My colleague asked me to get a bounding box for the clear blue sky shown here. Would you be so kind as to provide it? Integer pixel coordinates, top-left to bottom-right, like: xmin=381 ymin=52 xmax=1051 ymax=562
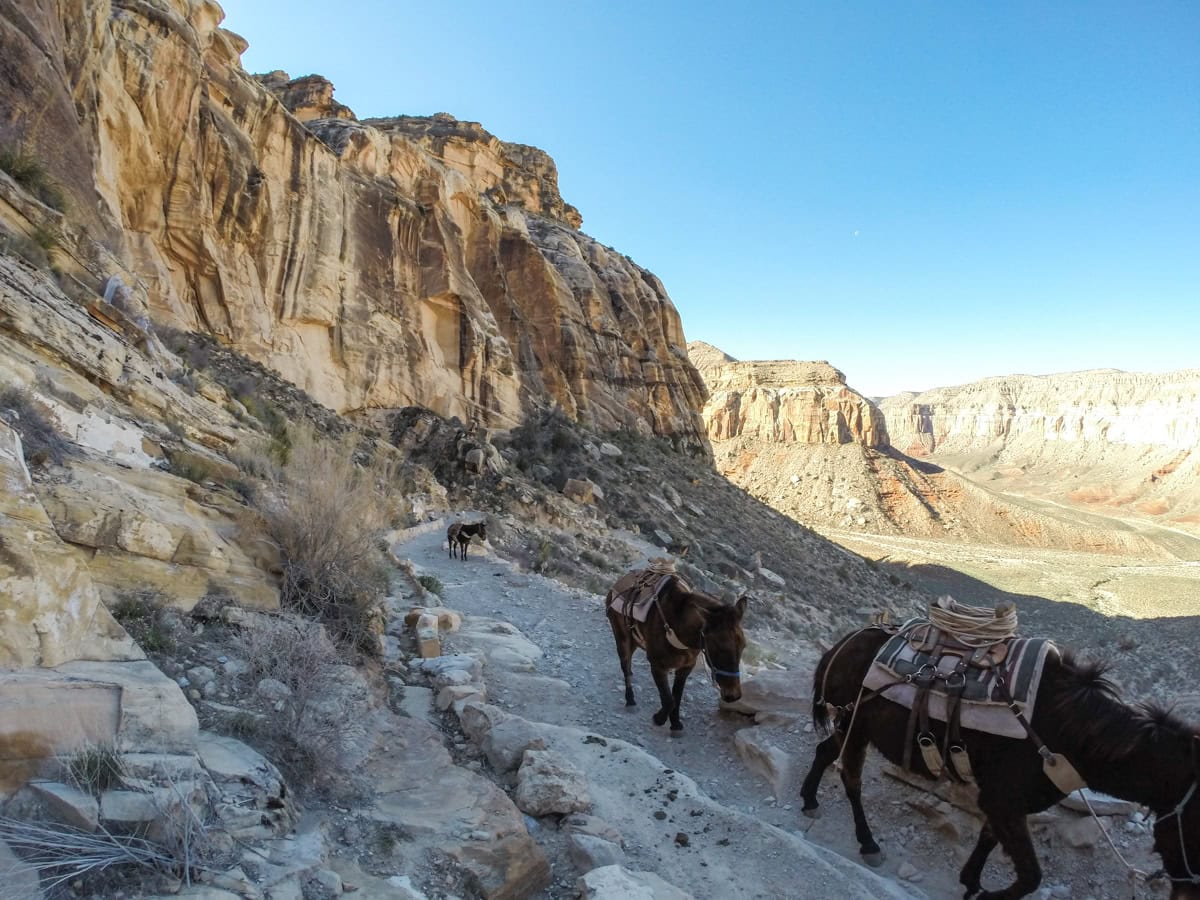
xmin=222 ymin=1 xmax=1199 ymax=398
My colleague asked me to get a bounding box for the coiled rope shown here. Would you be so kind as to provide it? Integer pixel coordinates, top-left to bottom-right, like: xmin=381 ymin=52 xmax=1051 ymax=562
xmin=647 ymin=557 xmax=677 ymax=575
xmin=927 ymin=595 xmax=1018 ymax=647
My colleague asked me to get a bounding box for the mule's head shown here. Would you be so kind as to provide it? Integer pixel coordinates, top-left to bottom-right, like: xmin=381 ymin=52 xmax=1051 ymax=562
xmin=1153 ymin=733 xmax=1200 ymax=899
xmin=475 ymin=522 xmax=488 ymax=541
xmin=705 ymin=594 xmax=749 ymax=703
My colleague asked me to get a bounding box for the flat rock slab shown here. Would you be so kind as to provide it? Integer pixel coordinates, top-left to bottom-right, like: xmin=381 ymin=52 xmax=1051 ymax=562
xmin=474 ymin=713 xmax=916 ymax=899
xmin=366 ymin=713 xmax=549 ymax=900
xmin=579 ymin=864 xmax=692 ymax=899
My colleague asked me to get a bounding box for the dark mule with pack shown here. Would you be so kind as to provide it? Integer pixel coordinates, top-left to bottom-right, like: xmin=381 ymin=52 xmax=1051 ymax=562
xmin=446 ymin=521 xmax=486 ymax=560
xmin=800 ymin=597 xmax=1200 ymax=899
xmin=605 ymin=562 xmax=748 ymax=733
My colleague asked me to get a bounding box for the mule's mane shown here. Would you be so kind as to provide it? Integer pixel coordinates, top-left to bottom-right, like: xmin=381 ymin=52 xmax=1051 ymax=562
xmin=662 ymin=577 xmax=734 ymax=616
xmin=1050 ymin=652 xmax=1198 ymax=763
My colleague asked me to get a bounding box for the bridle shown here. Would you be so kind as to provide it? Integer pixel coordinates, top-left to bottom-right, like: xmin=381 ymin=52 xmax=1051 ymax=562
xmin=652 ymin=597 xmax=741 ymax=683
xmin=697 ymin=628 xmax=742 ymax=682
xmin=1156 ymin=779 xmax=1200 ymax=887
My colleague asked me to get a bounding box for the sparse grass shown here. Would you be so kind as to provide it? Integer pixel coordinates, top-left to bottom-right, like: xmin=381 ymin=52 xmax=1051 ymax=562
xmin=417 ymin=574 xmax=444 ymax=597
xmin=63 ymin=744 xmax=126 ymax=796
xmin=169 ymin=456 xmax=215 ymax=485
xmin=580 ymin=549 xmax=608 ymax=570
xmin=0 ymin=144 xmax=67 ymax=211
xmin=110 ymin=590 xmax=177 ymax=655
xmin=0 ymin=816 xmax=177 ymax=895
xmin=0 ymin=384 xmax=72 ymax=465
xmin=225 ymin=711 xmax=263 ymax=740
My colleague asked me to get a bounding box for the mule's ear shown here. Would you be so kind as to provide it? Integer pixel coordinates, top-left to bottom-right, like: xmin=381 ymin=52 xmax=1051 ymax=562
xmin=735 ymin=594 xmax=749 ymax=619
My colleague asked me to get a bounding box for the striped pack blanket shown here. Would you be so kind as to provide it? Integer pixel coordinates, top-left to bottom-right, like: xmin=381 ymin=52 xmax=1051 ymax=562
xmin=862 ymin=620 xmax=1055 ymax=740
xmin=607 ymin=569 xmax=680 ymax=623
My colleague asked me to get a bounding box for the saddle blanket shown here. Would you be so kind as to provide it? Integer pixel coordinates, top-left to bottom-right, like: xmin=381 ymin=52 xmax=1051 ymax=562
xmin=607 ymin=569 xmax=677 ymax=622
xmin=862 ymin=620 xmax=1055 ymax=740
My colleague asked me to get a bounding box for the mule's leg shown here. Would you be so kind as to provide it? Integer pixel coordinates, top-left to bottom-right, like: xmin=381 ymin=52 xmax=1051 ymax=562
xmin=667 ymin=665 xmax=694 ymax=733
xmin=649 ymin=664 xmax=675 ymax=727
xmin=799 ymin=733 xmax=841 ymax=817
xmin=837 ymin=727 xmax=883 ymax=864
xmin=973 ymin=794 xmax=1041 ymax=900
xmin=958 ymin=821 xmax=997 ymax=898
xmin=607 ymin=616 xmax=637 ymax=706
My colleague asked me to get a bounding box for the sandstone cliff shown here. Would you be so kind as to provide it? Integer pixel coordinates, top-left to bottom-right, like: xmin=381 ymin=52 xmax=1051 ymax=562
xmin=690 ymin=343 xmax=1184 ymax=555
xmin=689 ymin=342 xmax=887 ymax=447
xmin=879 ymin=370 xmax=1200 ymax=530
xmin=0 ymin=0 xmax=705 ymax=445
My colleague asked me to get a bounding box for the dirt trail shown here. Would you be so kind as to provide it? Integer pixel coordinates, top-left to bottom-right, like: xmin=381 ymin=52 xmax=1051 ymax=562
xmin=392 ymin=518 xmax=1170 ymax=900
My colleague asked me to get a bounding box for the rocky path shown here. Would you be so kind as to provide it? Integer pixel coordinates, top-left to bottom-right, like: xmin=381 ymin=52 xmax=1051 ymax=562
xmin=391 ymin=517 xmax=1169 ymax=900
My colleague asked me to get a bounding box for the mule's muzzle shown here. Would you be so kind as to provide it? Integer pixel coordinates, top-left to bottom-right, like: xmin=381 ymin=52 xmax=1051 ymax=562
xmin=720 ymin=682 xmax=743 ymax=703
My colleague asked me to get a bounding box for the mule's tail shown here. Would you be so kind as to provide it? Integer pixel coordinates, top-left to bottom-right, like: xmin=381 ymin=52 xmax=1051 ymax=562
xmin=810 ymin=627 xmax=881 ymax=735
xmin=811 ymin=642 xmax=834 ymax=734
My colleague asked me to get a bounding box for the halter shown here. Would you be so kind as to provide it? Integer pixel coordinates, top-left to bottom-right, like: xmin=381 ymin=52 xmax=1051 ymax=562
xmin=1156 ymin=779 xmax=1200 ymax=886
xmin=653 ymin=598 xmax=741 ymax=682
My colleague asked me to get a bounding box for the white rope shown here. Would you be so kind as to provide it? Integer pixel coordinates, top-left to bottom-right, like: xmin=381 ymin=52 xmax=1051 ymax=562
xmin=927 ymin=595 xmax=1018 ymax=647
xmin=647 ymin=557 xmax=677 ymax=574
xmin=1073 ymin=789 xmax=1152 ymax=891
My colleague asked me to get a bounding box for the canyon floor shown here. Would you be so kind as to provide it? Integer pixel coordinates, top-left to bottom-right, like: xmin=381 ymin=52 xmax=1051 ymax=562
xmin=822 ymin=479 xmax=1200 ymax=704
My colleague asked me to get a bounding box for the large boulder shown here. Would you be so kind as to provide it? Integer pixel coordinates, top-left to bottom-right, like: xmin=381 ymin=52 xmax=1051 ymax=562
xmin=0 ymin=423 xmax=140 ymax=668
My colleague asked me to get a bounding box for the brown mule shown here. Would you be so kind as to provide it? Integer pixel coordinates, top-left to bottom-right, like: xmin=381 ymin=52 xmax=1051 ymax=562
xmin=447 ymin=521 xmax=487 ymax=560
xmin=606 ymin=570 xmax=748 ymax=733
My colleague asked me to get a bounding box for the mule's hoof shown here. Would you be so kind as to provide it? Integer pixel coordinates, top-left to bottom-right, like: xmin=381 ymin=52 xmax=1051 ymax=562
xmin=669 ymin=725 xmax=684 ymax=736
xmin=861 ymin=850 xmax=885 ymax=868
xmin=624 ymin=699 xmax=636 ymax=707
xmin=801 ymin=805 xmax=821 ymax=819
xmin=652 ymin=711 xmax=669 ymax=726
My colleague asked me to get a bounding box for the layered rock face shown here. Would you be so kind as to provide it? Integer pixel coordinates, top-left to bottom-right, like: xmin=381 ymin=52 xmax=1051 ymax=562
xmin=879 ymin=371 xmax=1200 ymax=529
xmin=690 ymin=343 xmax=1188 ymax=552
xmin=881 ymin=370 xmax=1200 ymax=456
xmin=0 ymin=0 xmax=705 ymax=445
xmin=689 ymin=342 xmax=887 ymax=447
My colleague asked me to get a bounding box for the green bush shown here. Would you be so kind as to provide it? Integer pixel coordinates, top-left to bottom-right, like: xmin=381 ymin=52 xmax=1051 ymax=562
xmin=0 ymin=145 xmax=67 ymax=211
xmin=110 ymin=590 xmax=177 ymax=654
xmin=417 ymin=574 xmax=444 ymax=597
xmin=169 ymin=456 xmax=215 ymax=485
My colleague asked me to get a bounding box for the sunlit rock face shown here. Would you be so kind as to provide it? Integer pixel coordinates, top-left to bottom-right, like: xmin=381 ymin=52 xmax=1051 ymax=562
xmin=878 ymin=370 xmax=1200 ymax=456
xmin=0 ymin=0 xmax=706 ymax=446
xmin=690 ymin=343 xmax=888 ymax=447
xmin=877 ymin=370 xmax=1200 ymax=529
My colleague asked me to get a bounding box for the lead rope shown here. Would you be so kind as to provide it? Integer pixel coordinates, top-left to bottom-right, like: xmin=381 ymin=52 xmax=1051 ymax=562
xmin=1157 ymin=781 xmax=1200 ymax=887
xmin=1070 ymin=788 xmax=1152 ymax=896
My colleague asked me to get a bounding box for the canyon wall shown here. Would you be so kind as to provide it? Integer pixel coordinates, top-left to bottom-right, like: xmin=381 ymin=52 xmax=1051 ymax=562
xmin=690 ymin=344 xmax=1191 ymax=552
xmin=878 ymin=370 xmax=1200 ymax=529
xmin=689 ymin=341 xmax=888 ymax=447
xmin=0 ymin=0 xmax=706 ymax=444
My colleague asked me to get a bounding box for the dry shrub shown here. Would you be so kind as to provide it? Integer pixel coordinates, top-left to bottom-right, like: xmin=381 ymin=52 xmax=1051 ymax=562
xmin=0 ymin=384 xmax=73 ymax=464
xmin=231 ymin=615 xmax=365 ymax=786
xmin=259 ymin=424 xmax=392 ymax=652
